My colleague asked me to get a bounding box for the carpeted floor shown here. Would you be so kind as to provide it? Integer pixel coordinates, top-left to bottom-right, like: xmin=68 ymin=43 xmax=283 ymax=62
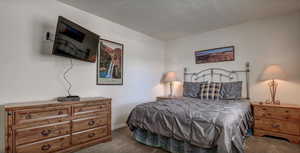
xmin=75 ymin=127 xmax=300 ymax=153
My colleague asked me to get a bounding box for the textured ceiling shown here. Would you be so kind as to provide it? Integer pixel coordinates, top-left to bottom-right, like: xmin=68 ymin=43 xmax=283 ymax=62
xmin=60 ymin=0 xmax=300 ymax=41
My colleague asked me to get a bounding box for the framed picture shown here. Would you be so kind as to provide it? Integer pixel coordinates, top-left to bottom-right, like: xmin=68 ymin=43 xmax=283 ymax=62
xmin=97 ymin=39 xmax=124 ymax=85
xmin=195 ymin=46 xmax=235 ymax=64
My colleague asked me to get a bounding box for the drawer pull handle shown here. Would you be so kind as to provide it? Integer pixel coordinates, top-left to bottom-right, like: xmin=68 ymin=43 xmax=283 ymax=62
xmin=88 ymin=133 xmax=96 ymax=138
xmin=41 ymin=144 xmax=51 ymax=151
xmin=272 ymin=124 xmax=280 ymax=128
xmin=88 ymin=120 xmax=95 ymax=126
xmin=25 ymin=114 xmax=32 ymax=119
xmin=262 ymin=108 xmax=266 ymax=111
xmin=41 ymin=130 xmax=51 ymax=136
xmin=58 ymin=111 xmax=64 ymax=115
xmin=285 ymin=110 xmax=289 ymax=113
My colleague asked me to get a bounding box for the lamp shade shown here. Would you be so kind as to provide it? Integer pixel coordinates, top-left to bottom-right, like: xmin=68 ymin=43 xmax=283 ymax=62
xmin=162 ymin=72 xmax=178 ymax=83
xmin=260 ymin=65 xmax=286 ymax=81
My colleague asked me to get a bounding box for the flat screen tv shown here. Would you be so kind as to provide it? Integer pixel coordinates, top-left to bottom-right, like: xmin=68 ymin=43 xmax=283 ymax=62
xmin=52 ymin=16 xmax=99 ymax=63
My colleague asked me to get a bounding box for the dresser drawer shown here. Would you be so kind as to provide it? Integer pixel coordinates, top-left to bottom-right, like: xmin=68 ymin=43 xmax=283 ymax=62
xmin=74 ymin=111 xmax=108 ymax=120
xmin=72 ymin=116 xmax=107 ymax=132
xmin=254 ymin=106 xmax=300 ymax=121
xmin=74 ymin=103 xmax=108 ymax=114
xmin=16 ymin=135 xmax=70 ymax=153
xmin=73 ymin=103 xmax=108 ymax=119
xmin=15 ymin=122 xmax=70 ymax=146
xmin=72 ymin=126 xmax=108 ymax=145
xmin=255 ymin=119 xmax=300 ymax=135
xmin=15 ymin=106 xmax=71 ymax=128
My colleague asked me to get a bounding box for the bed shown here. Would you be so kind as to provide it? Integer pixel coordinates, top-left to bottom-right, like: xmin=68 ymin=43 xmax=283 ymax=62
xmin=127 ymin=63 xmax=253 ymax=153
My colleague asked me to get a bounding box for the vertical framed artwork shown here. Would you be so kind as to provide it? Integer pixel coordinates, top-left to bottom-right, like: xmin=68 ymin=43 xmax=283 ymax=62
xmin=195 ymin=46 xmax=235 ymax=64
xmin=97 ymin=39 xmax=124 ymax=85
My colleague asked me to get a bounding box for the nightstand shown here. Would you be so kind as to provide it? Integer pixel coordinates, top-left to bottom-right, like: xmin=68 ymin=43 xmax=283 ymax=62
xmin=156 ymin=96 xmax=181 ymax=101
xmin=252 ymin=102 xmax=300 ymax=144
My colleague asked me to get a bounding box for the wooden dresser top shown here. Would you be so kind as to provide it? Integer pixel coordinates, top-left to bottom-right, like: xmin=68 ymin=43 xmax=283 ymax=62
xmin=251 ymin=102 xmax=300 ymax=109
xmin=4 ymin=97 xmax=111 ymax=111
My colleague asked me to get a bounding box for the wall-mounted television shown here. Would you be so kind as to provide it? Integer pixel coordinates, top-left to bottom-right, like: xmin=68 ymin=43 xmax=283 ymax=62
xmin=52 ymin=16 xmax=99 ymax=63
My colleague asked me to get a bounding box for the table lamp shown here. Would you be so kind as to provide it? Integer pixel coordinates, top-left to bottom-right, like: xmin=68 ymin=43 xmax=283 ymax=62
xmin=162 ymin=72 xmax=178 ymax=97
xmin=260 ymin=65 xmax=286 ymax=104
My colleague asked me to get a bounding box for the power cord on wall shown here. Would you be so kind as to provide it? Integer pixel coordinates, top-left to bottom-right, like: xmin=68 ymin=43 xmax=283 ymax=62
xmin=64 ymin=59 xmax=73 ymax=97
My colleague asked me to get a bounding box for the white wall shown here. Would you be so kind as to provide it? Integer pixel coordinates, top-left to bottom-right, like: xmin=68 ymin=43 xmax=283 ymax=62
xmin=0 ymin=0 xmax=165 ymax=129
xmin=165 ymin=12 xmax=300 ymax=105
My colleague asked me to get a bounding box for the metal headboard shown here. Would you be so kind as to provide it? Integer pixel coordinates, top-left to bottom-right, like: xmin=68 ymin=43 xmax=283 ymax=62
xmin=184 ymin=62 xmax=250 ymax=100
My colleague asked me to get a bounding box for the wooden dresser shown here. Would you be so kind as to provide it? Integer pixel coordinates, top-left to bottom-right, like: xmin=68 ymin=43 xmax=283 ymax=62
xmin=0 ymin=97 xmax=112 ymax=153
xmin=252 ymin=102 xmax=300 ymax=143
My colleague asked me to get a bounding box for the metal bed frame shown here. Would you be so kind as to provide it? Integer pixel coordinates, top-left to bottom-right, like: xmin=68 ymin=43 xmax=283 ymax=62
xmin=184 ymin=62 xmax=250 ymax=100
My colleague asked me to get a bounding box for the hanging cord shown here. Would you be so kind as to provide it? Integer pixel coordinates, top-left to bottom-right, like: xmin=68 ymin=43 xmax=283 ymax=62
xmin=46 ymin=32 xmax=74 ymax=97
xmin=63 ymin=59 xmax=73 ymax=96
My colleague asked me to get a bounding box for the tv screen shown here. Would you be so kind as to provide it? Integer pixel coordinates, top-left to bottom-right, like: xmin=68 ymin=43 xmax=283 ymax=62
xmin=52 ymin=16 xmax=99 ymax=63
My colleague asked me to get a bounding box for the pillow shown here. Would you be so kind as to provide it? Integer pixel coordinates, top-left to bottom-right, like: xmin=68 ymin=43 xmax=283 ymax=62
xmin=183 ymin=82 xmax=206 ymax=98
xmin=220 ymin=81 xmax=243 ymax=100
xmin=199 ymin=82 xmax=222 ymax=100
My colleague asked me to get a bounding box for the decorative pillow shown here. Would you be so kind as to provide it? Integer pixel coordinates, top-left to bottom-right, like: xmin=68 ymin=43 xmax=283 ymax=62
xmin=220 ymin=81 xmax=243 ymax=100
xmin=199 ymin=82 xmax=222 ymax=100
xmin=183 ymin=82 xmax=206 ymax=98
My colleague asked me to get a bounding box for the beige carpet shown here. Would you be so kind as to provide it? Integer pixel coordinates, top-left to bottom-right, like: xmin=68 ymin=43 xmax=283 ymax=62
xmin=75 ymin=127 xmax=300 ymax=153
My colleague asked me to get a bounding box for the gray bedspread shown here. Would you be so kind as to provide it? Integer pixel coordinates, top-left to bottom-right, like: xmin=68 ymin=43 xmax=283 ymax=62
xmin=127 ymin=97 xmax=253 ymax=153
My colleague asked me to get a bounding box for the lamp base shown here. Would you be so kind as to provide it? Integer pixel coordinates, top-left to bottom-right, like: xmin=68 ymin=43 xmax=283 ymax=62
xmin=268 ymin=79 xmax=279 ymax=105
xmin=169 ymin=82 xmax=174 ymax=97
xmin=265 ymin=99 xmax=280 ymax=105
xmin=274 ymin=100 xmax=280 ymax=105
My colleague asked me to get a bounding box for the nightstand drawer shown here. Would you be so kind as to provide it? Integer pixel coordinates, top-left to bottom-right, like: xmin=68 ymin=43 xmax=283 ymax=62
xmin=254 ymin=106 xmax=300 ymax=121
xmin=255 ymin=119 xmax=300 ymax=135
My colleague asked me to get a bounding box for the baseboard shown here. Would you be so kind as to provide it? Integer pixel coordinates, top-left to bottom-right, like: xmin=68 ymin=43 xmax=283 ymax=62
xmin=112 ymin=123 xmax=127 ymax=131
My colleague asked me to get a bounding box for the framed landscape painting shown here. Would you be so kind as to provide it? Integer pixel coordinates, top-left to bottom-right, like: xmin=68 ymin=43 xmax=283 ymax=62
xmin=195 ymin=46 xmax=235 ymax=64
xmin=97 ymin=39 xmax=123 ymax=85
